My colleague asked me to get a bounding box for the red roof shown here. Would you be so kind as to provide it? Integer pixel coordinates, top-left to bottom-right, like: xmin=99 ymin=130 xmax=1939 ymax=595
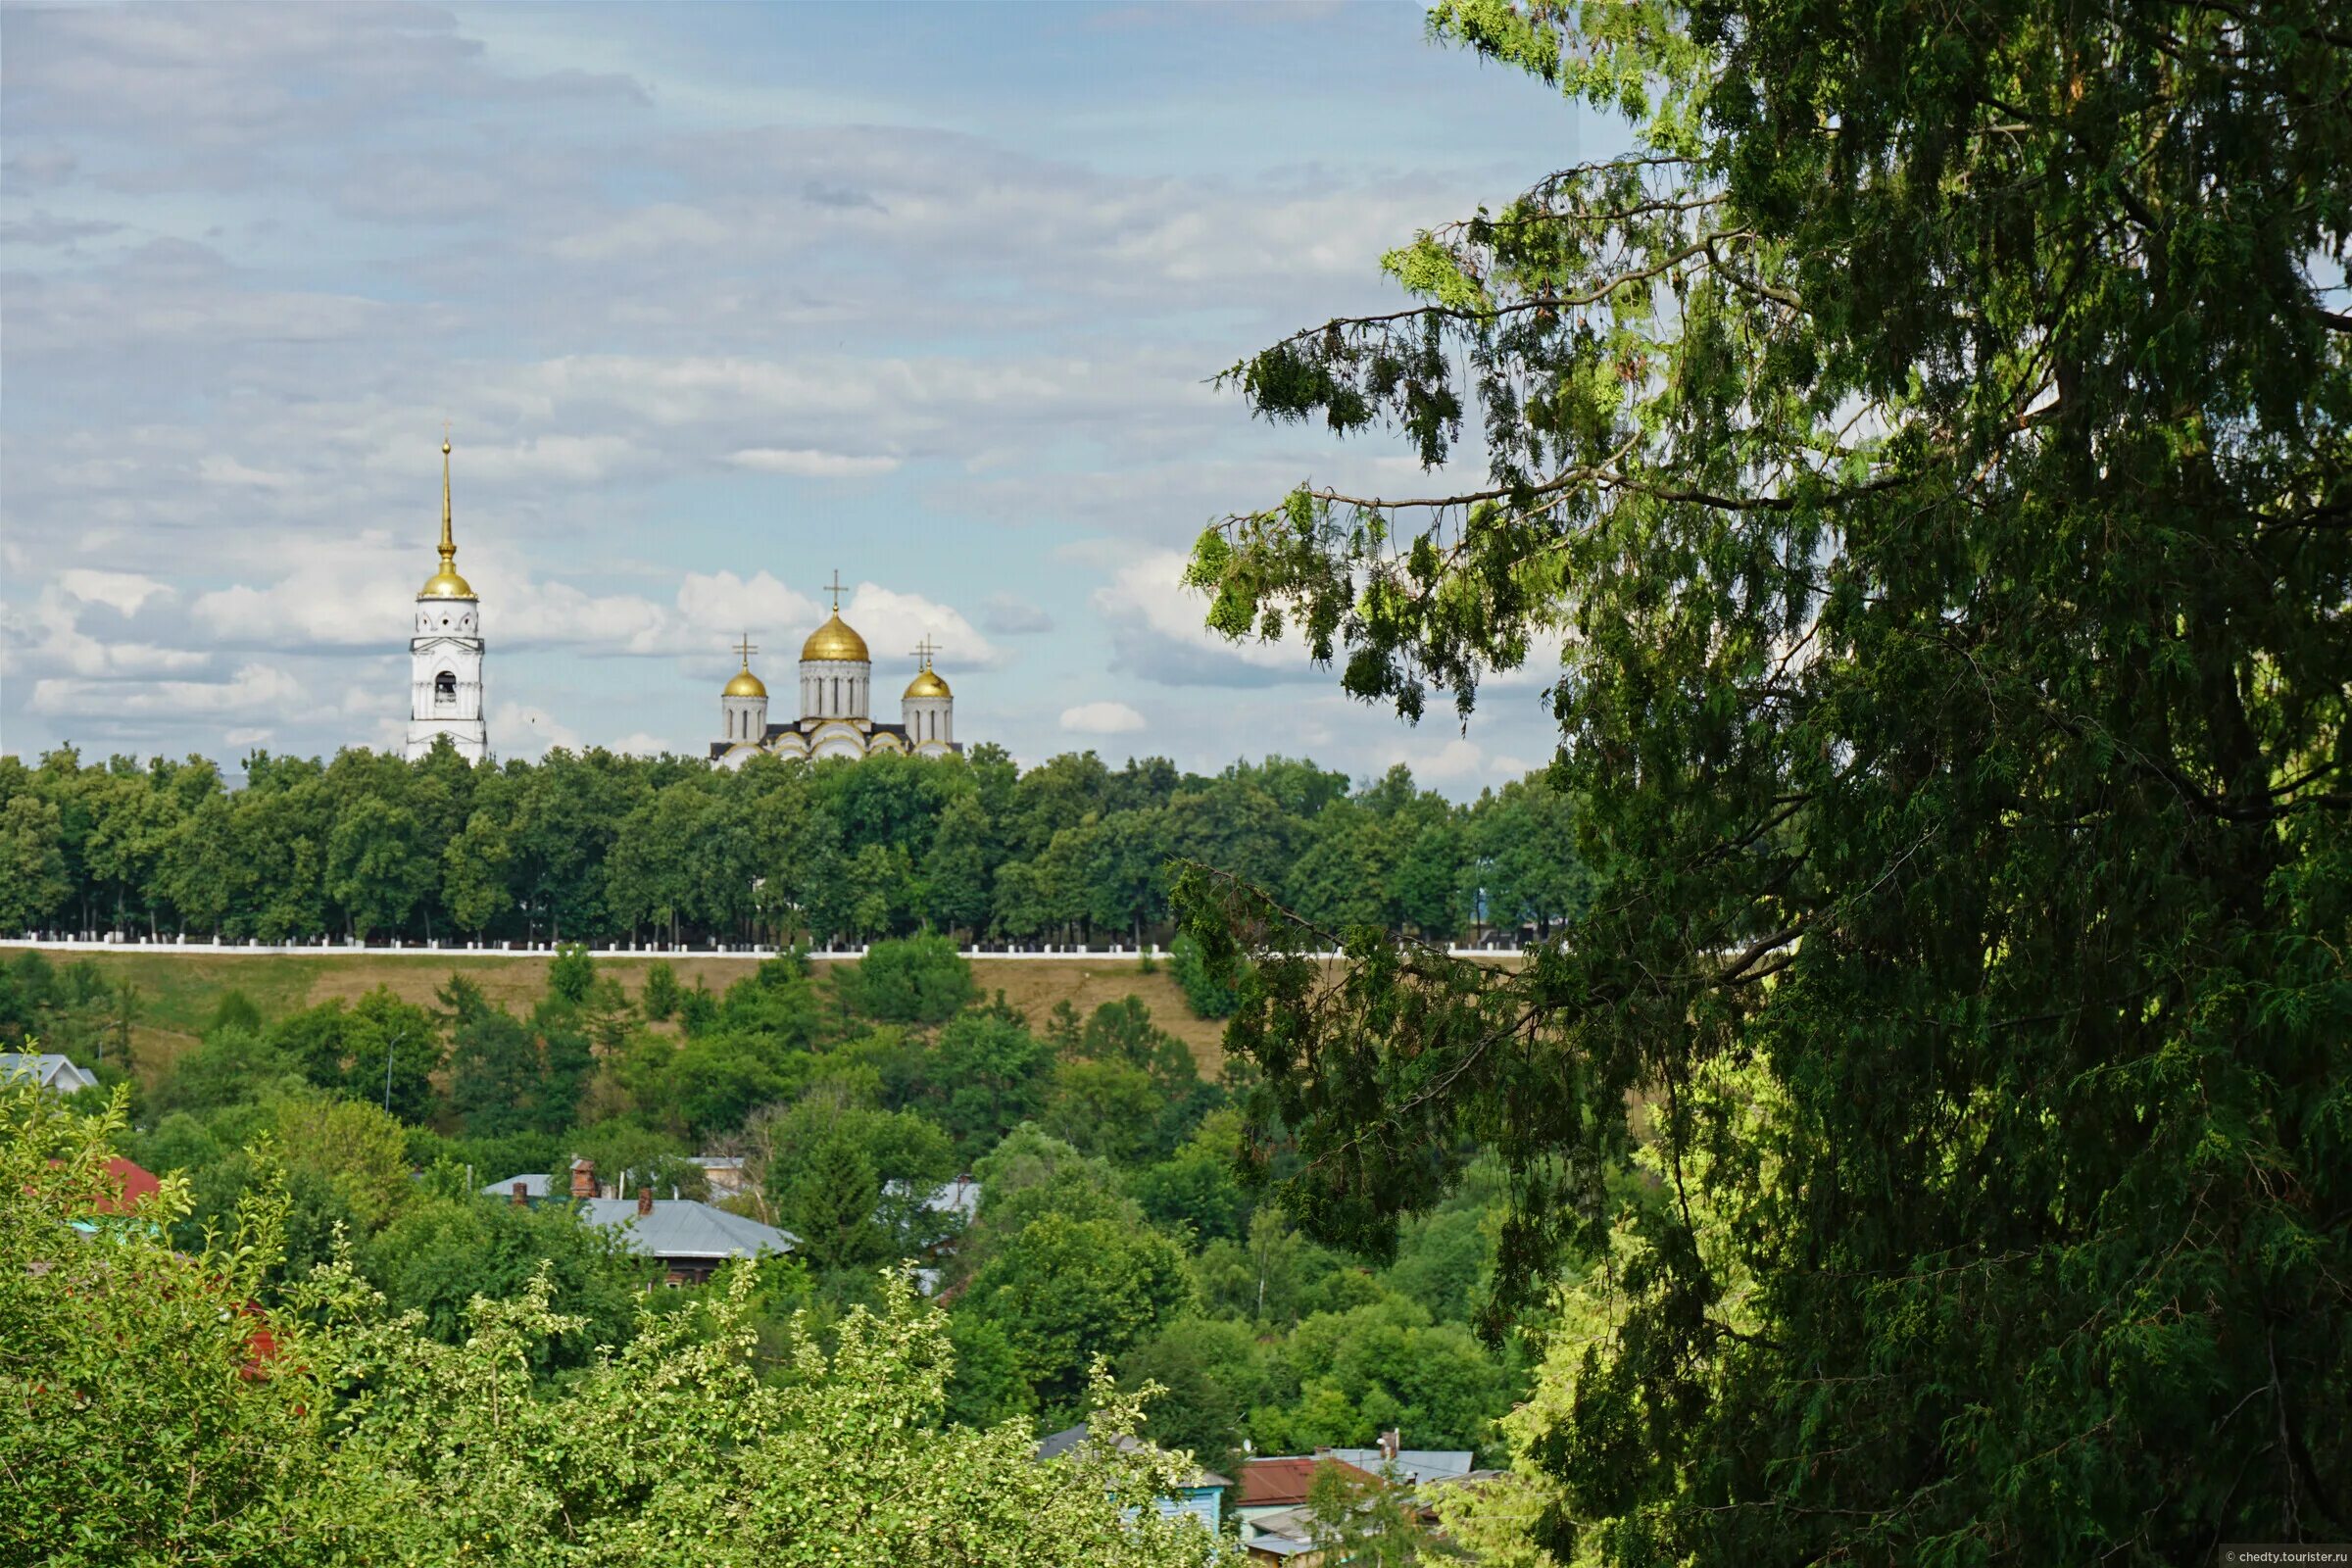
xmin=94 ymin=1157 xmax=161 ymax=1214
xmin=1238 ymin=1456 xmax=1382 ymax=1507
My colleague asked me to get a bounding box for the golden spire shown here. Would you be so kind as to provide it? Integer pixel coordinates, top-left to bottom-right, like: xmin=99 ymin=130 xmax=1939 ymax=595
xmin=419 ymin=424 xmax=476 ymax=600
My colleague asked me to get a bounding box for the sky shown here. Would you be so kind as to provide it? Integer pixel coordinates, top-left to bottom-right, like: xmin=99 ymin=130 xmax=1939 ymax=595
xmin=1 ymin=1 xmax=1615 ymax=792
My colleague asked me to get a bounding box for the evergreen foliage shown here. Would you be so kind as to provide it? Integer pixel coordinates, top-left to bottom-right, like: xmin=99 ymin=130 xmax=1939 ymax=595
xmin=1178 ymin=1 xmax=2352 ymax=1558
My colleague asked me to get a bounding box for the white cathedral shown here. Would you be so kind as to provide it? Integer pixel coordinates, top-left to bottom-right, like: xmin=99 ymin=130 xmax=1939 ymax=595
xmin=397 ymin=436 xmax=958 ymax=768
xmin=709 ymin=573 xmax=959 ymax=767
xmin=406 ymin=436 xmax=488 ymax=761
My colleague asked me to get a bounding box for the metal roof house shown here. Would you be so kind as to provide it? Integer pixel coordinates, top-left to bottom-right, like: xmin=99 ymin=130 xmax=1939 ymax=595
xmin=0 ymin=1053 xmax=100 ymax=1096
xmin=1037 ymin=1421 xmax=1232 ymax=1536
xmin=1316 ymin=1445 xmax=1476 ymax=1489
xmin=481 ymin=1163 xmax=796 ymax=1285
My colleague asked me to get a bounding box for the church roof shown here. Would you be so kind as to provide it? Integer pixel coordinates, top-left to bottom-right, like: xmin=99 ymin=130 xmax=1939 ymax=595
xmin=904 ymin=665 xmax=952 ymax=699
xmin=801 ymin=612 xmax=869 ymax=663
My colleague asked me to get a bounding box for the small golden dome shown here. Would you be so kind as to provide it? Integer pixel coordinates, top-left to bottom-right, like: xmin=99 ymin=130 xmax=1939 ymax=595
xmin=801 ymin=612 xmax=870 ymax=663
xmin=420 ymin=564 xmax=476 ymax=599
xmin=904 ymin=666 xmax=951 ymax=699
xmin=725 ymin=667 xmax=767 ymax=698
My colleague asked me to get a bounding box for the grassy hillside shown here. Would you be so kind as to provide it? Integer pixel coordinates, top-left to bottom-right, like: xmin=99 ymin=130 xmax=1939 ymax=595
xmin=18 ymin=949 xmax=1230 ymax=1089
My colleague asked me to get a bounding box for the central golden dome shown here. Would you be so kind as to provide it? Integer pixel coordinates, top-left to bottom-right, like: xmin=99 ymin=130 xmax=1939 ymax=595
xmin=801 ymin=612 xmax=869 ymax=663
xmin=724 ymin=667 xmax=767 ymax=698
xmin=904 ymin=666 xmax=951 ymax=699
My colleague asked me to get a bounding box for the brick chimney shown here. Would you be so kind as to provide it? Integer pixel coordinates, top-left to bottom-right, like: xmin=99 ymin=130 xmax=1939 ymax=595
xmin=636 ymin=1186 xmax=655 ymax=1217
xmin=1379 ymin=1428 xmax=1400 ymax=1464
xmin=570 ymin=1157 xmax=596 ymax=1200
xmin=511 ymin=1181 xmax=527 ymax=1207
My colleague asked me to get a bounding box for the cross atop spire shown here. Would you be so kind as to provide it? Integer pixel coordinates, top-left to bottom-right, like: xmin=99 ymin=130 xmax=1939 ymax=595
xmin=825 ymin=569 xmax=846 ymax=613
xmin=736 ymin=632 xmax=758 ymax=669
xmin=439 ymin=426 xmax=456 ymax=564
xmin=910 ymin=635 xmax=942 ymax=670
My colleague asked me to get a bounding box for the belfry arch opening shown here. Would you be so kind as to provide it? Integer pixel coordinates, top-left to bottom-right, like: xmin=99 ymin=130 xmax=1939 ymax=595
xmin=434 ymin=670 xmax=457 ymax=706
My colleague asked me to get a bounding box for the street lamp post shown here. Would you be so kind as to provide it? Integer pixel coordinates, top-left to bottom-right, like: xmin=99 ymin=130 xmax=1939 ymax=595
xmin=382 ymin=1026 xmax=409 ymax=1115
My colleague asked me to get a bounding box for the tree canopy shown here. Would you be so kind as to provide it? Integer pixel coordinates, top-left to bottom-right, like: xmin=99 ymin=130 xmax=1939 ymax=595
xmin=1180 ymin=1 xmax=2351 ymax=1560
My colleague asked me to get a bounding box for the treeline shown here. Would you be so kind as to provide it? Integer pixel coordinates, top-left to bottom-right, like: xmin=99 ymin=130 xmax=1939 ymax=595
xmin=0 ymin=744 xmax=1588 ymax=948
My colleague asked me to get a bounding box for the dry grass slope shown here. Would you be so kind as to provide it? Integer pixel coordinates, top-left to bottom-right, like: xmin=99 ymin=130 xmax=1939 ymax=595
xmin=24 ymin=949 xmax=1229 ymax=1087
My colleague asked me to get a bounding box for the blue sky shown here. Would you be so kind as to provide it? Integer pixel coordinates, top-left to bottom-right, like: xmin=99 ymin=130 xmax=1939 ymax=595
xmin=2 ymin=2 xmax=1617 ymax=790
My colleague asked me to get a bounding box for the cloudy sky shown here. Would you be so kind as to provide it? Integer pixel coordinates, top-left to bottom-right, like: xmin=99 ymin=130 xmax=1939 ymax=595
xmin=2 ymin=2 xmax=1612 ymax=790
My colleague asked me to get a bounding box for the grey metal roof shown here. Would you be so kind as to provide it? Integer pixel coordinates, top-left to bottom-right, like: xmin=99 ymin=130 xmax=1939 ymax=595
xmin=1037 ymin=1423 xmax=1089 ymax=1462
xmin=1035 ymin=1420 xmax=1227 ymax=1488
xmin=1320 ymin=1447 xmax=1476 ymax=1487
xmin=576 ymin=1198 xmax=797 ymax=1259
xmin=0 ymin=1054 xmax=98 ymax=1094
xmin=479 ymin=1172 xmax=554 ymax=1198
xmin=883 ymin=1176 xmax=980 ymax=1219
xmin=1245 ymin=1534 xmax=1318 ymax=1558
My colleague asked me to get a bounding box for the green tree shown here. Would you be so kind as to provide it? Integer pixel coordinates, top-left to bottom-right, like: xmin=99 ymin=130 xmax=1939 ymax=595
xmin=448 ymin=994 xmax=542 ymax=1140
xmin=1180 ymin=2 xmax=2352 ymax=1559
xmin=365 ymin=1192 xmax=649 ymax=1367
xmin=969 ymin=1209 xmax=1192 ymax=1420
xmin=783 ymin=1125 xmax=885 ymax=1270
xmin=0 ymin=794 xmax=71 ymax=933
xmin=442 ymin=807 xmax=512 ymax=935
xmin=919 ymin=1009 xmax=1056 ymax=1158
xmin=2 ymin=1085 xmax=1231 ymax=1568
xmin=839 ymin=933 xmax=976 ymax=1023
xmin=1 ymin=1086 xmax=318 ymax=1568
xmin=326 ymin=796 xmax=431 ymax=940
xmin=1169 ymin=932 xmax=1240 ymax=1020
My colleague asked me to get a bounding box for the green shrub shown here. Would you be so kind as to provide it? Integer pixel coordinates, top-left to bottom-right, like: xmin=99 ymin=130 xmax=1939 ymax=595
xmin=1169 ymin=932 xmax=1240 ymax=1020
xmin=839 ymin=934 xmax=976 ymax=1024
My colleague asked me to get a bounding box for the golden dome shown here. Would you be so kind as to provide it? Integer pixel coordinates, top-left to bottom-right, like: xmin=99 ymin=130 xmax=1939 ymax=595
xmin=420 ymin=564 xmax=475 ymax=599
xmin=801 ymin=612 xmax=870 ymax=663
xmin=904 ymin=665 xmax=951 ymax=700
xmin=725 ymin=667 xmax=767 ymax=698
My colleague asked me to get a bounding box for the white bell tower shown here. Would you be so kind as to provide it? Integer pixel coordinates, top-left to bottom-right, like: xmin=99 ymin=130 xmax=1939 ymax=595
xmin=405 ymin=434 xmax=488 ymax=761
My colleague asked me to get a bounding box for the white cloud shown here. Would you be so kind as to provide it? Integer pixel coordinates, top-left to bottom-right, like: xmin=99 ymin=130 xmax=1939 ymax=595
xmin=842 ymin=582 xmax=1004 ymax=672
xmin=56 ymin=568 xmax=171 ymax=615
xmin=729 ymin=448 xmax=900 ymax=479
xmin=1060 ymin=700 xmax=1146 ymax=735
xmin=488 ymin=701 xmax=582 ymax=760
xmin=27 ymin=661 xmax=299 ymax=717
xmin=673 ymin=570 xmax=820 ymax=650
xmin=1092 ymin=550 xmax=1324 ymax=686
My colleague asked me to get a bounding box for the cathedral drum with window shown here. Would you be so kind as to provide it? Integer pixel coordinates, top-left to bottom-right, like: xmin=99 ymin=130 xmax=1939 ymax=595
xmin=406 ymin=437 xmax=488 ymax=761
xmin=710 ymin=579 xmax=958 ymax=767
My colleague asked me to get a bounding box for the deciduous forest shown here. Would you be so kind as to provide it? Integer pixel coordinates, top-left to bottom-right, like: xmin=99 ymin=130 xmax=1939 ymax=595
xmin=0 ymin=744 xmax=1587 ymax=949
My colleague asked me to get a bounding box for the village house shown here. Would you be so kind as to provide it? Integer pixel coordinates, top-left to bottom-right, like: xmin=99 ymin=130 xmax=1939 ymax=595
xmin=1035 ymin=1421 xmax=1232 ymax=1535
xmin=480 ymin=1158 xmax=796 ymax=1285
xmin=1 ymin=1052 xmax=100 ymax=1096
